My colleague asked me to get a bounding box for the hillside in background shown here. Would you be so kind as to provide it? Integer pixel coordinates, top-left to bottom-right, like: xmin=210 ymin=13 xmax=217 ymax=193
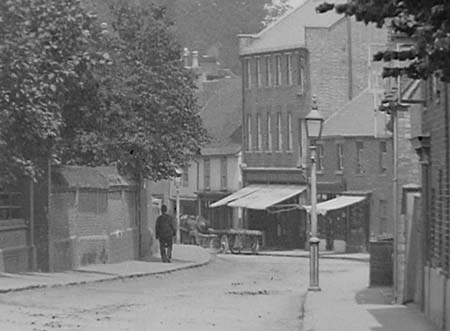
xmin=82 ymin=0 xmax=288 ymax=74
xmin=160 ymin=0 xmax=275 ymax=74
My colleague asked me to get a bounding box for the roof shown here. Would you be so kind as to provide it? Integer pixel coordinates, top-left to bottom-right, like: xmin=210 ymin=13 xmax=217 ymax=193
xmin=322 ymin=89 xmax=391 ymax=137
xmin=53 ymin=166 xmax=132 ymax=189
xmin=239 ymin=0 xmax=346 ymax=56
xmin=199 ymin=77 xmax=242 ymax=155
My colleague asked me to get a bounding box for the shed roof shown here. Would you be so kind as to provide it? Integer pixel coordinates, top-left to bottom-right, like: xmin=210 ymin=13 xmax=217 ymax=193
xmin=239 ymin=0 xmax=346 ymax=56
xmin=53 ymin=166 xmax=132 ymax=189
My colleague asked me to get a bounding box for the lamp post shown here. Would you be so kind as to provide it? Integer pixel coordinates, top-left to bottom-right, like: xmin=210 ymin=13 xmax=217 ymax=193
xmin=174 ymin=168 xmax=182 ymax=244
xmin=305 ymin=95 xmax=324 ymax=292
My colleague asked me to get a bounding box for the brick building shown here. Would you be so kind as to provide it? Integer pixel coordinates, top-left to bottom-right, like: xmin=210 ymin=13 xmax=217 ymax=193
xmin=213 ymin=0 xmax=388 ymax=249
xmin=318 ymin=89 xmax=392 ymax=251
xmin=410 ymin=79 xmax=450 ymax=329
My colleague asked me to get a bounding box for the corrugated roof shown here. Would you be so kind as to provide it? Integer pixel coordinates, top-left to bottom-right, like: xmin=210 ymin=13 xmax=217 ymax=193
xmin=200 ymin=77 xmax=242 ymax=155
xmin=53 ymin=166 xmax=132 ymax=189
xmin=322 ymin=89 xmax=391 ymax=137
xmin=239 ymin=0 xmax=346 ymax=56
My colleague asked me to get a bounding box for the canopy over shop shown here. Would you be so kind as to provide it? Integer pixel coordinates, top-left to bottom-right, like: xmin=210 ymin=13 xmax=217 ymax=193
xmin=210 ymin=184 xmax=308 ymax=248
xmin=303 ymin=194 xmax=370 ymax=252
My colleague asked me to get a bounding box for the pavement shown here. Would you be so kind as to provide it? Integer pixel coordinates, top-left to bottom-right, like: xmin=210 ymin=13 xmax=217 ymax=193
xmin=301 ymin=259 xmax=439 ymax=331
xmin=0 ymin=244 xmax=211 ymax=294
xmin=0 ymin=246 xmax=439 ymax=331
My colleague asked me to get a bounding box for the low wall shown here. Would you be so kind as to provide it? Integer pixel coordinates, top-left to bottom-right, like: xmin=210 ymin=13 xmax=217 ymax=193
xmin=50 ymin=228 xmax=139 ymax=270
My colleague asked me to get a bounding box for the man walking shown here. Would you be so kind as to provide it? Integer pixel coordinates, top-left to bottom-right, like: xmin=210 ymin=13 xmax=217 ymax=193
xmin=155 ymin=205 xmax=175 ymax=263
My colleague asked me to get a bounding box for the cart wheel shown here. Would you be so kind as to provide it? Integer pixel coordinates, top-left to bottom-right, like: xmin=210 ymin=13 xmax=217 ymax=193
xmin=220 ymin=235 xmax=229 ymax=253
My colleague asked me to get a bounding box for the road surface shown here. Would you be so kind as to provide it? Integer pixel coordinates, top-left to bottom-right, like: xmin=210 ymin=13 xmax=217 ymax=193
xmin=0 ymin=254 xmax=360 ymax=331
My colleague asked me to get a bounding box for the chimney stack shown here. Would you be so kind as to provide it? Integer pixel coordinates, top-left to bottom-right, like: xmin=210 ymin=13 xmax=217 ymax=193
xmin=192 ymin=50 xmax=199 ymax=68
xmin=183 ymin=48 xmax=190 ymax=68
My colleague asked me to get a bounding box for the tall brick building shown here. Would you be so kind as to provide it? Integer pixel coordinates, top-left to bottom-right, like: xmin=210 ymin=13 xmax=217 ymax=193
xmin=410 ymin=79 xmax=450 ymax=329
xmin=213 ymin=0 xmax=388 ymax=249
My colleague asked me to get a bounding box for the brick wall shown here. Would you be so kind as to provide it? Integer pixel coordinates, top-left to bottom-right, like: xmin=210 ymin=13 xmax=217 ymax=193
xmin=49 ymin=187 xmax=139 ymax=271
xmin=242 ymin=48 xmax=309 ymax=169
xmin=306 ymin=18 xmax=388 ymax=120
xmin=320 ymin=136 xmax=393 ymax=236
xmin=422 ymin=81 xmax=450 ymax=272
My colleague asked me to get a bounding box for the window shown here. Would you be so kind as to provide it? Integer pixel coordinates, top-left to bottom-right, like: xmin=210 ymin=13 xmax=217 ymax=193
xmin=298 ymin=55 xmax=305 ymax=93
xmin=204 ymin=157 xmax=210 ymax=190
xmin=266 ymin=113 xmax=272 ymax=151
xmin=220 ymin=157 xmax=227 ymax=190
xmin=256 ymin=57 xmax=261 ymax=87
xmin=379 ymin=199 xmax=387 ymax=233
xmin=182 ymin=165 xmax=189 ymax=187
xmin=317 ymin=144 xmax=324 ymax=171
xmin=379 ymin=141 xmax=387 ymax=174
xmin=0 ymin=191 xmax=24 ymax=220
xmin=356 ymin=141 xmax=364 ymax=174
xmin=275 ymin=55 xmax=282 ymax=86
xmin=276 ymin=112 xmax=282 ymax=151
xmin=246 ymin=114 xmax=252 ymax=151
xmin=245 ymin=58 xmax=251 ymax=89
xmin=286 ymin=54 xmax=292 ymax=85
xmin=265 ymin=56 xmax=271 ymax=87
xmin=298 ymin=119 xmax=303 ymax=162
xmin=287 ymin=113 xmax=293 ymax=151
xmin=256 ymin=114 xmax=262 ymax=151
xmin=336 ymin=143 xmax=344 ymax=171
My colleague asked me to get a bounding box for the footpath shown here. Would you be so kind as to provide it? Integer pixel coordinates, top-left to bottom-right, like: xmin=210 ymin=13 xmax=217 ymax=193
xmin=0 ymin=244 xmax=210 ymax=294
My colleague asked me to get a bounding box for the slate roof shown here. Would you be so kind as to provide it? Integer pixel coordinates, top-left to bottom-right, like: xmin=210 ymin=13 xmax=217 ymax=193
xmin=199 ymin=77 xmax=242 ymax=156
xmin=322 ymin=89 xmax=391 ymax=137
xmin=239 ymin=0 xmax=346 ymax=55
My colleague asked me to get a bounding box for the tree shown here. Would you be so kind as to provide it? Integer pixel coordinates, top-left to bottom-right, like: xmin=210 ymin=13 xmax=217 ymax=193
xmin=60 ymin=2 xmax=208 ymax=180
xmin=263 ymin=0 xmax=293 ymax=27
xmin=316 ymin=1 xmax=450 ymax=81
xmin=0 ymin=0 xmax=208 ymax=184
xmin=0 ymin=0 xmax=100 ymax=184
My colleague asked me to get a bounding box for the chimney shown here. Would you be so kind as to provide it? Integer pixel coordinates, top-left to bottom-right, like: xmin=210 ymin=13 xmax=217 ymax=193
xmin=183 ymin=48 xmax=190 ymax=68
xmin=192 ymin=50 xmax=199 ymax=68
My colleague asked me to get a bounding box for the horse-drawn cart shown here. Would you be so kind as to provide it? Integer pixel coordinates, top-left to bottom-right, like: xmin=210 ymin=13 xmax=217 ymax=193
xmin=210 ymin=229 xmax=263 ymax=254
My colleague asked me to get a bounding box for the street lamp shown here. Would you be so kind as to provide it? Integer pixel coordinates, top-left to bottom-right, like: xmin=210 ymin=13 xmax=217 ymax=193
xmin=174 ymin=168 xmax=182 ymax=244
xmin=305 ymin=95 xmax=324 ymax=292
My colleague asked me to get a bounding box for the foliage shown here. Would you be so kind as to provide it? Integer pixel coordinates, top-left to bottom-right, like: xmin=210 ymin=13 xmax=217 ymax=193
xmin=0 ymin=0 xmax=208 ymax=183
xmin=316 ymin=0 xmax=450 ymax=81
xmin=263 ymin=0 xmax=293 ymax=27
xmin=61 ymin=2 xmax=208 ymax=180
xmin=0 ymin=0 xmax=100 ymax=183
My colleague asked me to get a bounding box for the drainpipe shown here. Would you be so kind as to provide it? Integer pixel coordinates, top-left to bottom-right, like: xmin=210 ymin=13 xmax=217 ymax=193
xmin=194 ymin=159 xmax=201 ymax=216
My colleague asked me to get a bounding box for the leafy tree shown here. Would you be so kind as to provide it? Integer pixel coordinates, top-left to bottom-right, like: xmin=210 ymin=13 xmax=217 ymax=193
xmin=1 ymin=0 xmax=208 ymax=184
xmin=316 ymin=1 xmax=450 ymax=81
xmin=61 ymin=2 xmax=208 ymax=180
xmin=0 ymin=0 xmax=100 ymax=184
xmin=263 ymin=0 xmax=292 ymax=27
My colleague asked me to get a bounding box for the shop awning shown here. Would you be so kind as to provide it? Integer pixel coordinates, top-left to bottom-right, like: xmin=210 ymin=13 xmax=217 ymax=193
xmin=303 ymin=195 xmax=366 ymax=216
xmin=209 ymin=185 xmax=261 ymax=208
xmin=224 ymin=185 xmax=306 ymax=210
